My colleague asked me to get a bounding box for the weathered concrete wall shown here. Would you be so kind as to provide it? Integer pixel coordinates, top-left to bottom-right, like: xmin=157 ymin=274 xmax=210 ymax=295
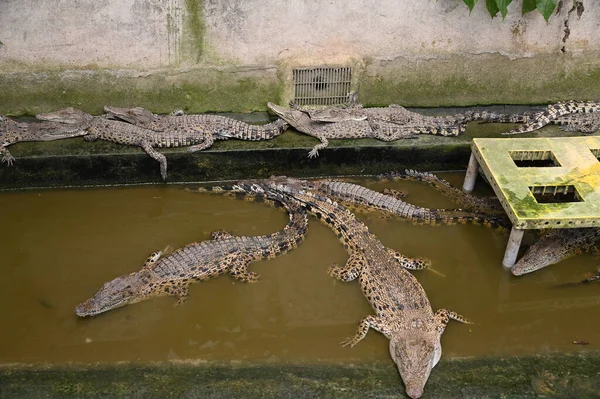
xmin=0 ymin=0 xmax=599 ymax=114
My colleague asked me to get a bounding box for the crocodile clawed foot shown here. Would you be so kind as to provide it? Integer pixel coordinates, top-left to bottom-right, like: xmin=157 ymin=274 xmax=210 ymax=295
xmin=339 ymin=337 xmax=358 ymax=348
xmin=236 ymin=271 xmax=260 ymax=283
xmin=1 ymin=154 xmax=15 ymax=166
xmin=307 ymin=149 xmax=319 ymax=158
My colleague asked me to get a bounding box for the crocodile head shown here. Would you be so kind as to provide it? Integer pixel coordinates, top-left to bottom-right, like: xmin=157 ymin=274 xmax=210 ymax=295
xmin=267 ymin=103 xmax=313 ymax=128
xmin=389 ymin=330 xmax=442 ymax=399
xmin=36 ymin=107 xmax=94 ymax=126
xmin=103 ymin=106 xmax=158 ymax=127
xmin=1 ymin=115 xmax=87 ymax=145
xmin=75 ymin=273 xmax=144 ymax=317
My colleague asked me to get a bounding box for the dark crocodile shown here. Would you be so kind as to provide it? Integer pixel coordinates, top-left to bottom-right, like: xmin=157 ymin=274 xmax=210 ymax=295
xmin=75 ymin=190 xmax=308 ymax=317
xmin=249 ymin=176 xmax=470 ymax=399
xmin=270 ymin=102 xmax=526 ymax=157
xmin=511 ymin=228 xmax=600 ymax=276
xmin=104 ymin=105 xmax=289 ymax=151
xmin=36 ymin=107 xmax=212 ymax=180
xmin=503 ymin=100 xmax=600 ymax=135
xmin=0 ymin=115 xmax=87 ymax=166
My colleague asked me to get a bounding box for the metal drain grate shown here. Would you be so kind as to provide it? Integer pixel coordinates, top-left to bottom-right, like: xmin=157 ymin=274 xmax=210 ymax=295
xmin=292 ymin=67 xmax=352 ymax=106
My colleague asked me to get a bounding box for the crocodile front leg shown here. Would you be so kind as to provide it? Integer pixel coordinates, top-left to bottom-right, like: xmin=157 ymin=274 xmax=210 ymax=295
xmin=0 ymin=147 xmax=15 ymax=166
xmin=434 ymin=309 xmax=472 ymax=333
xmin=140 ymin=141 xmax=168 ymax=180
xmin=308 ymin=136 xmax=329 ymax=158
xmin=328 ymin=252 xmax=366 ymax=281
xmin=386 ymin=248 xmax=431 ymax=270
xmin=227 ymin=253 xmax=261 ymax=283
xmin=340 ymin=315 xmax=393 ymax=347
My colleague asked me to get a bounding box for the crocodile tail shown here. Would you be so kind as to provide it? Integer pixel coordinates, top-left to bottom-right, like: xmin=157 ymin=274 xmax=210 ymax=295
xmin=193 ymin=184 xmax=285 ymax=208
xmin=503 ymin=100 xmax=600 ymax=135
xmin=408 ymin=125 xmax=465 ymax=137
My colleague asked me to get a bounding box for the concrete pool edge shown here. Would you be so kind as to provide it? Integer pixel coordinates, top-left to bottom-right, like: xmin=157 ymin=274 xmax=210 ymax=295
xmin=1 ymin=352 xmax=599 ymax=398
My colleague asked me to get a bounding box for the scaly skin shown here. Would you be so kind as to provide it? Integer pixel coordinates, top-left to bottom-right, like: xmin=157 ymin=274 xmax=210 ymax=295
xmin=104 ymin=106 xmax=289 ymax=151
xmin=383 ymin=169 xmax=506 ymax=217
xmin=0 ymin=115 xmax=87 ymax=166
xmin=503 ymin=100 xmax=600 ymax=135
xmin=553 ymin=112 xmax=600 ymax=133
xmin=298 ymin=178 xmax=508 ymax=227
xmin=268 ymin=102 xmax=419 ymax=158
xmin=36 ymin=107 xmax=213 ymax=180
xmin=75 ymin=191 xmax=308 ymax=317
xmin=511 ymin=228 xmax=600 ymax=276
xmin=253 ymin=176 xmax=470 ymax=399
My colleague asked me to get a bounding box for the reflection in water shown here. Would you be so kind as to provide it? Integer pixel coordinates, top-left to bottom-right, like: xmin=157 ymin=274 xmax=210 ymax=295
xmin=0 ymin=174 xmax=598 ymax=364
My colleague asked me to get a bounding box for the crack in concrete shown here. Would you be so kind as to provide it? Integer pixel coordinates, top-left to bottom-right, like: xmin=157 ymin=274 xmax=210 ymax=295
xmin=561 ymin=1 xmax=585 ymax=53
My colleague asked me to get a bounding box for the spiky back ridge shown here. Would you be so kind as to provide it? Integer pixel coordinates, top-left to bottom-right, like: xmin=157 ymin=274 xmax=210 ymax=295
xmin=504 ymin=100 xmax=600 ymax=135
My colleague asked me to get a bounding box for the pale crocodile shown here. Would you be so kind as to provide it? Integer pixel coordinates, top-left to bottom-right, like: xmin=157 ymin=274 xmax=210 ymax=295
xmin=104 ymin=105 xmax=289 ymax=151
xmin=250 ymin=176 xmax=470 ymax=399
xmin=75 ymin=190 xmax=308 ymax=317
xmin=504 ymin=100 xmax=600 ymax=135
xmin=511 ymin=228 xmax=600 ymax=276
xmin=269 ymin=102 xmax=525 ymax=158
xmin=36 ymin=107 xmax=212 ymax=180
xmin=0 ymin=115 xmax=87 ymax=166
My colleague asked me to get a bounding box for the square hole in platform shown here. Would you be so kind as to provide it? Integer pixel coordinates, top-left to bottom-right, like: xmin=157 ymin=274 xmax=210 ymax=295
xmin=529 ymin=185 xmax=582 ymax=203
xmin=510 ymin=150 xmax=561 ymax=167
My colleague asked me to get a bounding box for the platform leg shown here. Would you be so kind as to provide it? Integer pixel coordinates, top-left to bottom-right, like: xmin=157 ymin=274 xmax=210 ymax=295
xmin=502 ymin=227 xmax=524 ymax=268
xmin=462 ymin=153 xmax=479 ymax=193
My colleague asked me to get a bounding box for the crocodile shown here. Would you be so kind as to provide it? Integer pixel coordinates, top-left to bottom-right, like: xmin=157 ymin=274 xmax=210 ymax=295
xmin=511 ymin=227 xmax=600 ymax=276
xmin=249 ymin=176 xmax=470 ymax=399
xmin=503 ymin=100 xmax=600 ymax=135
xmin=75 ymin=190 xmax=308 ymax=317
xmin=36 ymin=107 xmax=214 ymax=180
xmin=383 ymin=169 xmax=506 ymax=217
xmin=269 ymin=102 xmax=525 ymax=158
xmin=0 ymin=115 xmax=87 ymax=166
xmin=104 ymin=105 xmax=289 ymax=151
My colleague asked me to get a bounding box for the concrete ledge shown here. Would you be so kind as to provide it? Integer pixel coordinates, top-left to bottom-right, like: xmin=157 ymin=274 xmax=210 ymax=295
xmin=1 ymin=352 xmax=599 ymax=398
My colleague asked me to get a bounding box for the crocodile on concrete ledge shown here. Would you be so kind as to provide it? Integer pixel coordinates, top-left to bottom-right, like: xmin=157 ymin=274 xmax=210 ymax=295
xmin=104 ymin=105 xmax=289 ymax=151
xmin=36 ymin=107 xmax=215 ymax=180
xmin=251 ymin=176 xmax=470 ymax=399
xmin=0 ymin=115 xmax=87 ymax=166
xmin=75 ymin=190 xmax=308 ymax=317
xmin=503 ymin=100 xmax=600 ymax=135
xmin=269 ymin=102 xmax=527 ymax=158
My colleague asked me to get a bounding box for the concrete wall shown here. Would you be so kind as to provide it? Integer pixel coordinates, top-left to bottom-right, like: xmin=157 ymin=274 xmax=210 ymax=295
xmin=1 ymin=0 xmax=599 ymax=114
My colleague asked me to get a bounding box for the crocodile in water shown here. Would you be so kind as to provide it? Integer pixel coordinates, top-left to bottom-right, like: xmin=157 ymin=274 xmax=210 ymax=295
xmin=503 ymin=100 xmax=600 ymax=135
xmin=248 ymin=176 xmax=470 ymax=399
xmin=511 ymin=227 xmax=600 ymax=276
xmin=104 ymin=106 xmax=289 ymax=151
xmin=36 ymin=107 xmax=213 ymax=180
xmin=75 ymin=190 xmax=308 ymax=317
xmin=0 ymin=115 xmax=87 ymax=166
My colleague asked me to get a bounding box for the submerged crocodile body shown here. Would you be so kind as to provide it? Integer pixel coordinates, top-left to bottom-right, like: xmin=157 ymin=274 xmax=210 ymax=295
xmin=75 ymin=191 xmax=308 ymax=317
xmin=270 ymin=102 xmax=525 ymax=157
xmin=0 ymin=115 xmax=87 ymax=166
xmin=248 ymin=176 xmax=470 ymax=399
xmin=36 ymin=107 xmax=213 ymax=180
xmin=511 ymin=228 xmax=600 ymax=276
xmin=104 ymin=106 xmax=289 ymax=152
xmin=504 ymin=100 xmax=600 ymax=135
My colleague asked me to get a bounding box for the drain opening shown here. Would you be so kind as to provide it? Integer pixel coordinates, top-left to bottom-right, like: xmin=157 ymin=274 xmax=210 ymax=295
xmin=510 ymin=150 xmax=561 ymax=167
xmin=293 ymin=67 xmax=352 ymax=106
xmin=529 ymin=185 xmax=582 ymax=203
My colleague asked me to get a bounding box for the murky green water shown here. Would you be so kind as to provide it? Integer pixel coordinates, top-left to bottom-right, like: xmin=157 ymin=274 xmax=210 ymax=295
xmin=0 ymin=174 xmax=598 ymax=365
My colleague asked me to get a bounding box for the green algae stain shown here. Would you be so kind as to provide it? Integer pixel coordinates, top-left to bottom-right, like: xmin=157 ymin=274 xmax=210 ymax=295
xmin=183 ymin=0 xmax=205 ymax=63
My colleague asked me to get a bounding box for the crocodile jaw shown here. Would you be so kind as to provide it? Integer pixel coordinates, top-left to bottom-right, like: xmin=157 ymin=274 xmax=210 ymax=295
xmin=389 ymin=331 xmax=441 ymax=399
xmin=75 ymin=273 xmax=141 ymax=317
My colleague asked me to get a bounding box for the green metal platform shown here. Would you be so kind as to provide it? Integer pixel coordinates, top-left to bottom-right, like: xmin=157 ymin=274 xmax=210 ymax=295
xmin=462 ymin=137 xmax=600 ymax=266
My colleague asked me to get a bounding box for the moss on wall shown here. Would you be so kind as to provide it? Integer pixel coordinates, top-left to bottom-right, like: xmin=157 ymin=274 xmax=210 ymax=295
xmin=182 ymin=0 xmax=205 ymax=63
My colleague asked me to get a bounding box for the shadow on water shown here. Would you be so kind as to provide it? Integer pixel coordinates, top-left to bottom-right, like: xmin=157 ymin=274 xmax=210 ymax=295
xmin=0 ymin=173 xmax=598 ymax=365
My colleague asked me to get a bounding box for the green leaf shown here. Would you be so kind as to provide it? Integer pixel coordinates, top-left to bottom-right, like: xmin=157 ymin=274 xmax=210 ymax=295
xmin=536 ymin=0 xmax=557 ymax=22
xmin=522 ymin=0 xmax=537 ymax=14
xmin=486 ymin=0 xmax=500 ymax=17
xmin=495 ymin=0 xmax=513 ymax=20
xmin=463 ymin=0 xmax=479 ymax=12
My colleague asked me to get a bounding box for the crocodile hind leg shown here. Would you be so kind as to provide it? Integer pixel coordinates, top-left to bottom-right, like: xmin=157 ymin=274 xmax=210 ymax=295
xmin=211 ymin=230 xmax=236 ymax=240
xmin=381 ymin=188 xmax=408 ymax=199
xmin=227 ymin=254 xmax=261 ymax=283
xmin=140 ymin=141 xmax=168 ymax=180
xmin=434 ymin=309 xmax=472 ymax=333
xmin=187 ymin=134 xmax=214 ymax=152
xmin=340 ymin=315 xmax=392 ymax=347
xmin=328 ymin=252 xmax=366 ymax=282
xmin=143 ymin=250 xmax=163 ymax=267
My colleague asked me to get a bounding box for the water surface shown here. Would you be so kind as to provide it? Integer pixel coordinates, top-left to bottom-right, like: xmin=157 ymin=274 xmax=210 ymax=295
xmin=0 ymin=174 xmax=598 ymax=365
